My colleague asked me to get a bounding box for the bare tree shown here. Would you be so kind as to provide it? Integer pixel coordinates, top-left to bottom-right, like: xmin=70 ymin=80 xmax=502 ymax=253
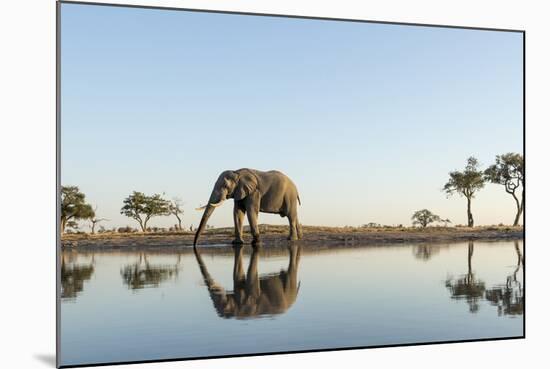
xmin=441 ymin=218 xmax=452 ymax=227
xmin=169 ymin=198 xmax=184 ymax=230
xmin=89 ymin=206 xmax=108 ymax=235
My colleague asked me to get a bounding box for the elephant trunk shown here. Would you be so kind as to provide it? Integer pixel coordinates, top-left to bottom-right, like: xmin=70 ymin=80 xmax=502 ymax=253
xmin=194 ymin=205 xmax=216 ymax=247
xmin=194 ymin=182 xmax=228 ymax=247
xmin=193 ymin=247 xmax=214 ymax=286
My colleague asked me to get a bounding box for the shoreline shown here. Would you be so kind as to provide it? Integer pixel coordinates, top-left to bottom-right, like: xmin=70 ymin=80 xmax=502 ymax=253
xmin=61 ymin=225 xmax=524 ymax=251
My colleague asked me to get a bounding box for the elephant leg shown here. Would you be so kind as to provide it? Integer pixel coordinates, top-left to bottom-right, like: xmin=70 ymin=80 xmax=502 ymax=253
xmin=246 ymin=194 xmax=261 ymax=244
xmin=246 ymin=248 xmax=261 ymax=299
xmin=287 ymin=209 xmax=299 ymax=241
xmin=233 ymin=246 xmax=245 ymax=284
xmin=233 ymin=203 xmax=245 ymax=244
xmin=285 ymin=244 xmax=300 ymax=292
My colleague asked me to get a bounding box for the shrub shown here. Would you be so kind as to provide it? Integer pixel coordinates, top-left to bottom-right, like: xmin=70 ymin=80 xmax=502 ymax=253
xmin=117 ymin=226 xmax=136 ymax=233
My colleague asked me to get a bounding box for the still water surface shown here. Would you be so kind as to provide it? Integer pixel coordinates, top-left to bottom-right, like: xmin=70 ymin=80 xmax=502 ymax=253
xmin=60 ymin=241 xmax=523 ymax=366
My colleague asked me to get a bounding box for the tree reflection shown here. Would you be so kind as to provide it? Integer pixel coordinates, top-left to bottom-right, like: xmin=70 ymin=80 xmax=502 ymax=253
xmin=194 ymin=245 xmax=301 ymax=319
xmin=485 ymin=241 xmax=524 ymax=316
xmin=120 ymin=252 xmax=181 ymax=290
xmin=61 ymin=252 xmax=95 ymax=300
xmin=445 ymin=242 xmax=486 ymax=313
xmin=413 ymin=244 xmax=441 ymax=261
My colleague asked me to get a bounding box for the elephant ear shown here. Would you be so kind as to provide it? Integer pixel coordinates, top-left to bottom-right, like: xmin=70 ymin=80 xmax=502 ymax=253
xmin=234 ymin=171 xmax=258 ymax=201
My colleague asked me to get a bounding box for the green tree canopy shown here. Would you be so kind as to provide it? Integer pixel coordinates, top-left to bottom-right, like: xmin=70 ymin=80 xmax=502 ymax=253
xmin=411 ymin=209 xmax=441 ymax=228
xmin=120 ymin=191 xmax=170 ymax=232
xmin=484 ymin=153 xmax=524 ymax=226
xmin=61 ymin=186 xmax=94 ymax=233
xmin=443 ymin=157 xmax=485 ymax=227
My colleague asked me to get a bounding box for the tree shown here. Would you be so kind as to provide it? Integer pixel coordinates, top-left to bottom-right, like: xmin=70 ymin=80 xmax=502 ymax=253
xmin=484 ymin=153 xmax=524 ymax=226
xmin=60 ymin=186 xmax=94 ymax=233
xmin=443 ymin=157 xmax=485 ymax=227
xmin=441 ymin=218 xmax=452 ymax=227
xmin=413 ymin=244 xmax=441 ymax=260
xmin=484 ymin=240 xmax=524 ymax=316
xmin=120 ymin=191 xmax=170 ymax=232
xmin=61 ymin=256 xmax=95 ymax=300
xmin=169 ymin=198 xmax=184 ymax=230
xmin=121 ymin=253 xmax=180 ymax=290
xmin=411 ymin=209 xmax=441 ymax=228
xmin=89 ymin=207 xmax=108 ymax=235
xmin=445 ymin=242 xmax=486 ymax=313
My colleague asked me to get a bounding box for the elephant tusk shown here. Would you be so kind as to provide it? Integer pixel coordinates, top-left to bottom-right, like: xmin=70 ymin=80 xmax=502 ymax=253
xmin=195 ymin=200 xmax=224 ymax=211
xmin=209 ymin=199 xmax=224 ymax=208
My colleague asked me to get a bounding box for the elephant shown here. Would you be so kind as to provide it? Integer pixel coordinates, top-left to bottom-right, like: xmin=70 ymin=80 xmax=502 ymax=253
xmin=194 ymin=168 xmax=302 ymax=246
xmin=193 ymin=245 xmax=301 ymax=319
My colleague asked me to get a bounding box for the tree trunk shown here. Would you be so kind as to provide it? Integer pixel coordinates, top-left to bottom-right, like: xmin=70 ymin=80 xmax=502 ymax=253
xmin=521 ymin=189 xmax=524 ymax=214
xmin=467 ymin=197 xmax=474 ymax=227
xmin=91 ymin=222 xmax=96 ymax=235
xmin=175 ymin=214 xmax=182 ymax=230
xmin=61 ymin=218 xmax=66 ymax=234
xmin=512 ymin=192 xmax=522 ymax=226
xmin=136 ymin=217 xmax=146 ymax=232
xmin=467 ymin=242 xmax=474 ymax=283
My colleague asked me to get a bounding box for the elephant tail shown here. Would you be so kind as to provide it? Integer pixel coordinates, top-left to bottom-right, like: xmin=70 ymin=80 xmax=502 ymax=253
xmin=297 ymin=194 xmax=301 ymax=206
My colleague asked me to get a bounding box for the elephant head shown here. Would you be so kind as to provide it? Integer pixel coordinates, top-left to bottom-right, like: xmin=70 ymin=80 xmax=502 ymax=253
xmin=194 ymin=245 xmax=301 ymax=319
xmin=194 ymin=169 xmax=258 ymax=246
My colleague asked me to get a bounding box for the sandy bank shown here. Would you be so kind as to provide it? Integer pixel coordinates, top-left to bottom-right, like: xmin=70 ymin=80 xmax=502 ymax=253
xmin=61 ymin=225 xmax=523 ymax=250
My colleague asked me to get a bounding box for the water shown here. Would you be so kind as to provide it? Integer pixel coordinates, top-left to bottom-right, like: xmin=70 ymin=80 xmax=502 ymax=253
xmin=59 ymin=240 xmax=524 ymax=366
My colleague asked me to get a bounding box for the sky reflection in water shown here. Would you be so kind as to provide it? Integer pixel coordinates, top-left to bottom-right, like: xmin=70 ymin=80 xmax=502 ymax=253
xmin=60 ymin=241 xmax=523 ymax=366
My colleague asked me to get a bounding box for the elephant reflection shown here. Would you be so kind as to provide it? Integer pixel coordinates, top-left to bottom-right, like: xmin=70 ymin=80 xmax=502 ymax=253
xmin=194 ymin=245 xmax=301 ymax=319
xmin=485 ymin=241 xmax=524 ymax=316
xmin=61 ymin=252 xmax=95 ymax=300
xmin=121 ymin=252 xmax=181 ymax=290
xmin=445 ymin=242 xmax=486 ymax=313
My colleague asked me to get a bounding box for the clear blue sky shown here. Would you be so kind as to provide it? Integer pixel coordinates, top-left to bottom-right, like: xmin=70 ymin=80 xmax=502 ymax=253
xmin=61 ymin=3 xmax=523 ymax=230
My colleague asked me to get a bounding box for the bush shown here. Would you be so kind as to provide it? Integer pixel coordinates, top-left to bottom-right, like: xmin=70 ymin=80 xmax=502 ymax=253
xmin=118 ymin=226 xmax=137 ymax=233
xmin=362 ymin=223 xmax=381 ymax=228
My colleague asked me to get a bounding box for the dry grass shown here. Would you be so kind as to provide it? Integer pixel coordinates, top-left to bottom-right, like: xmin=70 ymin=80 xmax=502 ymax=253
xmin=61 ymin=224 xmax=523 ymax=250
